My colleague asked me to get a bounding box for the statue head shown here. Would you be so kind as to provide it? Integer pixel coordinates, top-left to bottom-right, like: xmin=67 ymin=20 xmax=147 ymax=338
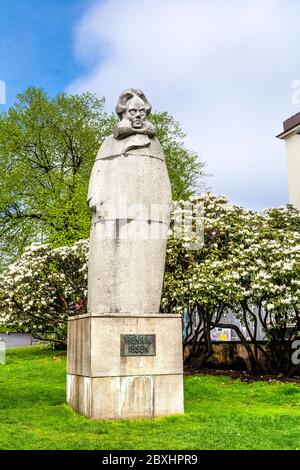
xmin=113 ymin=88 xmax=156 ymax=139
xmin=124 ymin=95 xmax=147 ymax=130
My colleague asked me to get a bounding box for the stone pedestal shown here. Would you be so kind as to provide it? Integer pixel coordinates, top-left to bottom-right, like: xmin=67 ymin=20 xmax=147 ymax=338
xmin=67 ymin=313 xmax=184 ymax=420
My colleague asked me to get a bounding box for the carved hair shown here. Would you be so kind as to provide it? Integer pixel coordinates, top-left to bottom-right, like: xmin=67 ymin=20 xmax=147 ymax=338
xmin=115 ymin=89 xmax=152 ymax=118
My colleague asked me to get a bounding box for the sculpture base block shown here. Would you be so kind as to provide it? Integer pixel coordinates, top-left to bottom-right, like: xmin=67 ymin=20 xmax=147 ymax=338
xmin=66 ymin=313 xmax=184 ymax=420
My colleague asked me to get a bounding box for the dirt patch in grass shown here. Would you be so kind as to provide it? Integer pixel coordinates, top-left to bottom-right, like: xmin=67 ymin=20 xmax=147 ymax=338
xmin=184 ymin=367 xmax=300 ymax=385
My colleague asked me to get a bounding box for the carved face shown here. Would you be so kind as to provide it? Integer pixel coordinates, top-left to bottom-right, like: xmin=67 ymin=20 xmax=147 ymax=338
xmin=124 ymin=96 xmax=147 ymax=129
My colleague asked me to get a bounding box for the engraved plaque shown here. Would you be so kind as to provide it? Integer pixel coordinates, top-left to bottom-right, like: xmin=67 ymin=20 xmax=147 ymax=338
xmin=120 ymin=334 xmax=156 ymax=356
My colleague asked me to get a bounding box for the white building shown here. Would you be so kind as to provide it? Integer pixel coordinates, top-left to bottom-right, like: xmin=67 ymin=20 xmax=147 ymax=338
xmin=277 ymin=112 xmax=300 ymax=210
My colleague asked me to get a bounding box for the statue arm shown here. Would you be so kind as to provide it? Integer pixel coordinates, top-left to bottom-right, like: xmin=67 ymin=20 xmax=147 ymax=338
xmin=87 ymin=158 xmax=101 ymax=211
xmin=87 ymin=136 xmax=112 ymax=211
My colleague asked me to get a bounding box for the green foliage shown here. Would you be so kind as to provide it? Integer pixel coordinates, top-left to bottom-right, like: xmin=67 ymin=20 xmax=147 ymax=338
xmin=0 ymin=88 xmax=204 ymax=267
xmin=0 ymin=87 xmax=113 ymax=261
xmin=149 ymin=112 xmax=205 ymax=199
xmin=1 ymin=346 xmax=300 ymax=450
xmin=162 ymin=194 xmax=300 ymax=374
xmin=1 ymin=194 xmax=299 ymax=371
xmin=0 ymin=241 xmax=88 ymax=345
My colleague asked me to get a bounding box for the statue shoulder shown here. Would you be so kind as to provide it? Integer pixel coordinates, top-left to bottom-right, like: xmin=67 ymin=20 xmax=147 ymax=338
xmin=150 ymin=136 xmax=163 ymax=149
xmin=149 ymin=136 xmax=165 ymax=159
xmin=95 ymin=134 xmax=165 ymax=160
xmin=96 ymin=134 xmax=119 ymax=159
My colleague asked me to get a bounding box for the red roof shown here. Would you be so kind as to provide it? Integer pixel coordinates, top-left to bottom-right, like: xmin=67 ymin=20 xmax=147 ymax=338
xmin=277 ymin=111 xmax=300 ymax=138
xmin=283 ymin=112 xmax=300 ymax=132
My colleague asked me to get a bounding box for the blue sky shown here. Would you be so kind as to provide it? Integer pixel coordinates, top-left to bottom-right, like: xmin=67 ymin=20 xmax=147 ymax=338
xmin=0 ymin=0 xmax=89 ymax=107
xmin=1 ymin=0 xmax=300 ymax=210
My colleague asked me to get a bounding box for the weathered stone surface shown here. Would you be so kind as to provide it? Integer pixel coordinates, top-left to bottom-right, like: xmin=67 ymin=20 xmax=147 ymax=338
xmin=67 ymin=374 xmax=92 ymax=417
xmin=67 ymin=317 xmax=91 ymax=376
xmin=88 ymin=152 xmax=172 ymax=222
xmin=87 ymin=224 xmax=168 ymax=314
xmin=67 ymin=313 xmax=184 ymax=419
xmin=67 ymin=314 xmax=183 ymax=378
xmin=67 ymin=89 xmax=184 ymax=420
xmin=87 ymin=89 xmax=172 ymax=315
xmin=67 ymin=373 xmax=184 ymax=420
xmin=154 ymin=374 xmax=184 ymax=416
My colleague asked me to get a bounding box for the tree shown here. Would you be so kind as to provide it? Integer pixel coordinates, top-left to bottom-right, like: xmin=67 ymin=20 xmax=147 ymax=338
xmin=0 ymin=240 xmax=88 ymax=347
xmin=162 ymin=194 xmax=261 ymax=373
xmin=162 ymin=194 xmax=300 ymax=376
xmin=234 ymin=205 xmax=300 ymax=375
xmin=1 ymin=194 xmax=299 ymax=370
xmin=0 ymin=88 xmax=205 ymax=268
xmin=149 ymin=112 xmax=205 ymax=199
xmin=0 ymin=88 xmax=114 ymax=264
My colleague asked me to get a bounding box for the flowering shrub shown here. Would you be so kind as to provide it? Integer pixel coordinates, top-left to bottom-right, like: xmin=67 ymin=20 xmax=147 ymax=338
xmin=0 ymin=193 xmax=299 ymax=373
xmin=163 ymin=194 xmax=300 ymax=374
xmin=0 ymin=240 xmax=88 ymax=346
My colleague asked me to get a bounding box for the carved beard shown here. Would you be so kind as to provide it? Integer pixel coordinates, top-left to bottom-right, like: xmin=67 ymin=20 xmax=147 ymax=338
xmin=113 ymin=117 xmax=156 ymax=139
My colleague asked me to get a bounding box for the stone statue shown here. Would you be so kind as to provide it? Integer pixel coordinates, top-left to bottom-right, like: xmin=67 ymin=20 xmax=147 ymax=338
xmin=67 ymin=89 xmax=184 ymax=420
xmin=87 ymin=89 xmax=172 ymax=314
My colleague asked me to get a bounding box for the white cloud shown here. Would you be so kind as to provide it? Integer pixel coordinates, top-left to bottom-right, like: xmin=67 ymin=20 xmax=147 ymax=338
xmin=68 ymin=0 xmax=300 ymax=210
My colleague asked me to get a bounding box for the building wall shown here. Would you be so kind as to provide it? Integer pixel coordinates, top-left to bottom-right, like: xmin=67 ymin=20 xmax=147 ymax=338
xmin=185 ymin=342 xmax=269 ymax=372
xmin=285 ymin=132 xmax=300 ymax=210
xmin=184 ymin=308 xmax=266 ymax=342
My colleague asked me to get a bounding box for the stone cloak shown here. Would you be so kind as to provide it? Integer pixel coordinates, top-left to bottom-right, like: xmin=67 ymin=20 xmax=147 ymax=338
xmin=87 ymin=133 xmax=172 ymax=314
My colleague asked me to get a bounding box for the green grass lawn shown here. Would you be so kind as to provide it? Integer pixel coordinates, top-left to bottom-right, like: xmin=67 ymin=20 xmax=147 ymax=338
xmin=0 ymin=346 xmax=300 ymax=450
